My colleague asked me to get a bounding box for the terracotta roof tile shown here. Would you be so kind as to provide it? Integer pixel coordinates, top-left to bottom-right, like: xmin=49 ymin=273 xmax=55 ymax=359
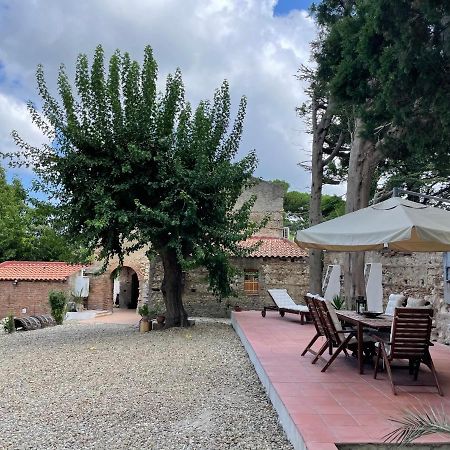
xmin=0 ymin=261 xmax=85 ymax=281
xmin=240 ymin=236 xmax=307 ymax=258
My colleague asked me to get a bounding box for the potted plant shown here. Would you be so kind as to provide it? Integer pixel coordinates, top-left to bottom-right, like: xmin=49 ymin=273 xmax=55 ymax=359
xmin=71 ymin=289 xmax=85 ymax=312
xmin=138 ymin=304 xmax=151 ymax=333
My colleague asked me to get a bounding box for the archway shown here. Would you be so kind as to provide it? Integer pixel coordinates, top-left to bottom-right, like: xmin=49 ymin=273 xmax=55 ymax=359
xmin=112 ymin=266 xmax=140 ymax=309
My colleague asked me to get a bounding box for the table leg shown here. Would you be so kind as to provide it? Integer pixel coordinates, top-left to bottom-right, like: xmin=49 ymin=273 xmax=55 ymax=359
xmin=357 ymin=323 xmax=364 ymax=374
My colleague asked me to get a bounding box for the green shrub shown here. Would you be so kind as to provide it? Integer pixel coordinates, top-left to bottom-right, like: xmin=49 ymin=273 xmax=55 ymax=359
xmin=49 ymin=290 xmax=67 ymax=325
xmin=3 ymin=313 xmax=15 ymax=333
xmin=138 ymin=303 xmax=149 ymax=318
xmin=331 ymin=295 xmax=345 ymax=310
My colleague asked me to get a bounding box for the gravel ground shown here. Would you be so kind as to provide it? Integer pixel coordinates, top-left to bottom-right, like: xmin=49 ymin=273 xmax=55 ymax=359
xmin=0 ymin=322 xmax=293 ymax=450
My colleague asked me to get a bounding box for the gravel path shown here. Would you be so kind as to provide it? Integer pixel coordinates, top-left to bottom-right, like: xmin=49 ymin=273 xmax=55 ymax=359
xmin=0 ymin=322 xmax=293 ymax=450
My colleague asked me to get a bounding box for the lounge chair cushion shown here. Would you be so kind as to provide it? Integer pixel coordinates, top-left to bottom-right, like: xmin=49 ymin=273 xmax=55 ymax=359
xmin=406 ymin=297 xmax=429 ymax=308
xmin=268 ymin=289 xmax=308 ymax=312
xmin=385 ymin=294 xmax=406 ymax=316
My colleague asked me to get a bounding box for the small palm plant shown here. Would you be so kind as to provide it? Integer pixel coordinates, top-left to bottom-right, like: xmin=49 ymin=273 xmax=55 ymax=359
xmin=384 ymin=406 xmax=450 ymax=444
xmin=331 ymin=295 xmax=345 ymax=310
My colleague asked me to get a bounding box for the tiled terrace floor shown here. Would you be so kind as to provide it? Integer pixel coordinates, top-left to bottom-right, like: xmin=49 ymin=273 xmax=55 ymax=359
xmin=232 ymin=310 xmax=450 ymax=450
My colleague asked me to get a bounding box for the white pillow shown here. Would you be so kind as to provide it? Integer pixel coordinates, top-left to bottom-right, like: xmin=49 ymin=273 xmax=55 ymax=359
xmin=385 ymin=294 xmax=406 ymax=316
xmin=406 ymin=297 xmax=426 ymax=308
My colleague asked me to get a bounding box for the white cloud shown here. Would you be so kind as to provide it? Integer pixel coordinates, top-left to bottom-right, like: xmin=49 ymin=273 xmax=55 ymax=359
xmin=0 ymin=0 xmax=317 ymax=191
xmin=0 ymin=91 xmax=46 ymax=174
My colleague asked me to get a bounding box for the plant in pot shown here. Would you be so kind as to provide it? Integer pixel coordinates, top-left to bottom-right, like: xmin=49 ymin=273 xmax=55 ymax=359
xmin=138 ymin=304 xmax=151 ymax=333
xmin=70 ymin=289 xmax=85 ymax=312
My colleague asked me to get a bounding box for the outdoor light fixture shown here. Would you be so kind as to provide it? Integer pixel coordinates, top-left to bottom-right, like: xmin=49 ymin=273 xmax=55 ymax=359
xmin=12 ymin=279 xmax=19 ymax=286
xmin=356 ymin=296 xmax=367 ymax=314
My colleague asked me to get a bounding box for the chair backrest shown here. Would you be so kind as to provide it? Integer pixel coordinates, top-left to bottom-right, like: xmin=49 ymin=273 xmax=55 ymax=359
xmin=390 ymin=307 xmax=433 ymax=360
xmin=312 ymin=297 xmax=343 ymax=346
xmin=304 ymin=295 xmax=326 ymax=336
xmin=268 ymin=289 xmax=296 ymax=309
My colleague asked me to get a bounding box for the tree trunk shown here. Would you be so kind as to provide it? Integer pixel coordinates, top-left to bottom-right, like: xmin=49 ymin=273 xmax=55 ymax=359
xmin=344 ymin=118 xmax=383 ymax=308
xmin=160 ymin=248 xmax=189 ymax=328
xmin=309 ymin=112 xmax=324 ymax=295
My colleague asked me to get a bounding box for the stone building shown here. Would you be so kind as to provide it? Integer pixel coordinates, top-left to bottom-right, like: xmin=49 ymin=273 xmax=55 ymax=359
xmin=84 ymin=179 xmax=309 ymax=317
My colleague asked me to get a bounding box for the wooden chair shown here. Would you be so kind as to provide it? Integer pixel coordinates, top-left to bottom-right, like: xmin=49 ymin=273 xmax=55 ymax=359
xmin=373 ymin=307 xmax=443 ymax=396
xmin=312 ymin=297 xmax=358 ymax=372
xmin=301 ymin=295 xmax=328 ymax=358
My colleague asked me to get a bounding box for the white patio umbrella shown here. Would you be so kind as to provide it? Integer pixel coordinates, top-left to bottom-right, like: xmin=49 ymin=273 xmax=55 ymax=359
xmin=296 ymin=197 xmax=450 ymax=252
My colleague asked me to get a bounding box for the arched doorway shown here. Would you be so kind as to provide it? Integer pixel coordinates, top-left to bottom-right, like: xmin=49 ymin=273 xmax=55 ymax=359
xmin=112 ymin=266 xmax=140 ymax=309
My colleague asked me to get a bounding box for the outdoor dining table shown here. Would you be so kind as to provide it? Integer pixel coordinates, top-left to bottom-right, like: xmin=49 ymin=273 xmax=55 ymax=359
xmin=336 ymin=310 xmax=392 ymax=374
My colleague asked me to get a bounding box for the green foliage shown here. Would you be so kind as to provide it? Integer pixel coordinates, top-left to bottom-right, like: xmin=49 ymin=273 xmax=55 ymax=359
xmin=70 ymin=289 xmax=84 ymax=305
xmin=271 ymin=179 xmax=289 ymax=193
xmin=138 ymin=303 xmax=149 ymax=318
xmin=9 ymin=45 xmax=262 ymax=305
xmin=384 ymin=406 xmax=450 ymax=445
xmin=312 ymin=0 xmax=450 ymax=199
xmin=330 ymin=295 xmax=345 ymax=310
xmin=2 ymin=314 xmax=15 ymax=333
xmin=0 ymin=167 xmax=90 ymax=263
xmin=48 ymin=290 xmax=67 ymax=325
xmin=282 ymin=188 xmax=345 ymax=232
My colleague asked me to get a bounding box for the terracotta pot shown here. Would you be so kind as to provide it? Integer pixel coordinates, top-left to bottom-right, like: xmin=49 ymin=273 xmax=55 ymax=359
xmin=139 ymin=318 xmax=151 ymax=333
xmin=156 ymin=315 xmax=166 ymax=324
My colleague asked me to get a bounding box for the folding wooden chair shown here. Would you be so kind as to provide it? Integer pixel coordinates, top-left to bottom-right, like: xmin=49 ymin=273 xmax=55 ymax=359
xmin=301 ymin=294 xmax=328 ymax=358
xmin=312 ymin=297 xmax=358 ymax=372
xmin=374 ymin=307 xmax=443 ymax=396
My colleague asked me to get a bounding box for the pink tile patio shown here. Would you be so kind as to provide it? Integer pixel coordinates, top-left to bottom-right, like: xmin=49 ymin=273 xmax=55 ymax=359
xmin=232 ymin=310 xmax=450 ymax=450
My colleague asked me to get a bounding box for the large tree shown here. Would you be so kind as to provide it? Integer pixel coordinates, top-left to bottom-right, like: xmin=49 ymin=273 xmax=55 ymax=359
xmin=8 ymin=45 xmax=262 ymax=327
xmin=0 ymin=167 xmax=88 ymax=262
xmin=297 ymin=65 xmax=350 ymax=294
xmin=311 ymin=0 xmax=450 ymax=302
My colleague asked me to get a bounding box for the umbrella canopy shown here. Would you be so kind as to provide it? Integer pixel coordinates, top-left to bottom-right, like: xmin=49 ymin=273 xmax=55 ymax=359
xmin=296 ymin=197 xmax=450 ymax=252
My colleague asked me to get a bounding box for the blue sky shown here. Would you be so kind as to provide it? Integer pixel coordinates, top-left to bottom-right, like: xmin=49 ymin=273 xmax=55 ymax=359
xmin=0 ymin=1 xmax=334 ymax=198
xmin=274 ymin=0 xmax=314 ymax=16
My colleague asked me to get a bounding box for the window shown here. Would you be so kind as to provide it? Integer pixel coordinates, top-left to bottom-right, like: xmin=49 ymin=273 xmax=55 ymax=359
xmin=244 ymin=269 xmax=259 ymax=295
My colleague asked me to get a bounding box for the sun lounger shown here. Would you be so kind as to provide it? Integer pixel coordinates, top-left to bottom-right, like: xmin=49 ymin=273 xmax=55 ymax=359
xmin=262 ymin=289 xmax=311 ymax=324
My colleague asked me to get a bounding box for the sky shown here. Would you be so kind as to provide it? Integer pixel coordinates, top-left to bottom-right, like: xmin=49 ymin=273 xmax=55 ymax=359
xmin=0 ymin=0 xmax=332 ymax=196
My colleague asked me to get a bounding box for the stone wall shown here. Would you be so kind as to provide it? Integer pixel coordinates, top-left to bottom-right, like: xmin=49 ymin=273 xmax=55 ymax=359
xmin=235 ymin=179 xmax=284 ymax=237
xmin=325 ymin=251 xmax=450 ymax=343
xmin=145 ymin=255 xmax=310 ymax=317
xmin=0 ymin=279 xmax=71 ymax=318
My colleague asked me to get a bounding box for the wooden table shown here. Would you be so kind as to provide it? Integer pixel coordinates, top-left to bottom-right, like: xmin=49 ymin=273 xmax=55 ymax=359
xmin=336 ymin=311 xmax=392 ymax=374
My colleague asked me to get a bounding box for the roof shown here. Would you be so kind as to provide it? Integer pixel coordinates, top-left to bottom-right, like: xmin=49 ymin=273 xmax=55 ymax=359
xmin=0 ymin=261 xmax=85 ymax=281
xmin=240 ymin=236 xmax=307 ymax=259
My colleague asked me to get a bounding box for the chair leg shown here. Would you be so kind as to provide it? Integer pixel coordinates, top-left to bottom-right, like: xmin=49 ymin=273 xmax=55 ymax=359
xmin=301 ymin=333 xmax=319 ymax=356
xmin=423 ymin=351 xmax=444 ymax=396
xmin=381 ymin=345 xmax=396 ymax=395
xmin=321 ymin=334 xmax=354 ymax=373
xmin=374 ymin=345 xmax=382 ymax=379
xmin=413 ymin=359 xmax=420 ymax=381
xmin=312 ymin=339 xmax=329 ymax=364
